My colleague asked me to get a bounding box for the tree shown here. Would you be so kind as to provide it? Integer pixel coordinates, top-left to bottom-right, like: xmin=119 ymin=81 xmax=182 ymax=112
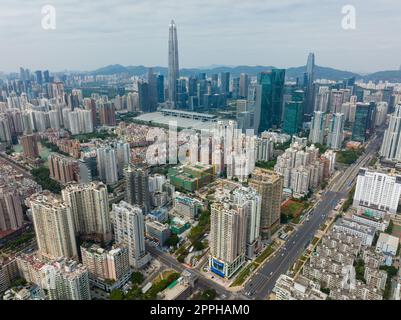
xmin=193 ymin=241 xmax=205 ymax=251
xmin=131 ymin=272 xmax=144 ymax=285
xmin=109 ymin=289 xmax=124 ymax=300
xmin=165 ymin=234 xmax=180 ymax=247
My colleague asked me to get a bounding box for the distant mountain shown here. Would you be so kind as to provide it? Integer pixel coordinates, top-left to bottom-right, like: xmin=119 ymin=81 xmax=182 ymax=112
xmin=361 ymin=70 xmax=401 ymax=82
xmin=90 ymin=64 xmax=401 ymax=82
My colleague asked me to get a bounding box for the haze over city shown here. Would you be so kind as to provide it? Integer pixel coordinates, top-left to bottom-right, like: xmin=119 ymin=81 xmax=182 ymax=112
xmin=1 ymin=0 xmax=401 ymax=73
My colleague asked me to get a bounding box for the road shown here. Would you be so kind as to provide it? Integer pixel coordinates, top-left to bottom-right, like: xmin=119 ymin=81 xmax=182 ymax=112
xmin=145 ymin=244 xmax=240 ymax=299
xmin=242 ymin=131 xmax=384 ymax=300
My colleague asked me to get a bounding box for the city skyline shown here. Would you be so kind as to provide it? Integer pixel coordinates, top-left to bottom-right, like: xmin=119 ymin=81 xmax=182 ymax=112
xmin=1 ymin=0 xmax=401 ymax=73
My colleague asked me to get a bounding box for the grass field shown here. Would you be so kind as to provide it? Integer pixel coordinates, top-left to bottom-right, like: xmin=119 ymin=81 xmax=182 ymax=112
xmin=281 ymin=200 xmax=305 ymax=218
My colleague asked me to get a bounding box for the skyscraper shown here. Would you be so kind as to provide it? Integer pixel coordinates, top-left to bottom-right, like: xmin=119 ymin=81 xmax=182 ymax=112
xmin=62 ymin=182 xmax=112 ymax=243
xmin=239 ymin=73 xmax=249 ymax=98
xmin=305 ymin=53 xmax=315 ymax=115
xmin=327 ymin=113 xmax=345 ymax=150
xmin=309 ymin=111 xmax=326 ymax=145
xmin=283 ymin=101 xmax=304 ymax=135
xmin=168 ymin=20 xmax=179 ymax=106
xmin=0 ymin=187 xmax=24 ymax=232
xmin=381 ymin=104 xmax=401 ymax=162
xmin=352 ymin=102 xmax=376 ymax=142
xmin=249 ymin=168 xmax=283 ymax=240
xmin=255 ymin=69 xmax=285 ymax=133
xmin=29 ymin=191 xmax=78 ymax=261
xmin=209 ymin=196 xmax=247 ymax=279
xmin=96 ymin=147 xmax=118 ymax=185
xmin=20 ymin=134 xmax=39 ymax=159
xmin=220 ymin=72 xmax=230 ymax=95
xmin=112 ymin=201 xmax=150 ymax=268
xmin=124 ymin=165 xmax=150 ymax=213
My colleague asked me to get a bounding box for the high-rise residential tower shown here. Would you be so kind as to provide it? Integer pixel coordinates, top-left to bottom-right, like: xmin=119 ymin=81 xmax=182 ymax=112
xmin=29 ymin=191 xmax=78 ymax=261
xmin=124 ymin=165 xmax=150 ymax=213
xmin=249 ymin=168 xmax=283 ymax=240
xmin=62 ymin=182 xmax=112 ymax=243
xmin=112 ymin=201 xmax=150 ymax=269
xmin=327 ymin=113 xmax=345 ymax=150
xmin=309 ymin=111 xmax=326 ymax=145
xmin=380 ymin=104 xmax=401 ymax=162
xmin=168 ymin=20 xmax=179 ymax=106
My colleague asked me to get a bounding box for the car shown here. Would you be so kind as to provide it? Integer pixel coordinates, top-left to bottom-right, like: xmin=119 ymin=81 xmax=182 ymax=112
xmin=270 ymin=272 xmax=273 ymax=276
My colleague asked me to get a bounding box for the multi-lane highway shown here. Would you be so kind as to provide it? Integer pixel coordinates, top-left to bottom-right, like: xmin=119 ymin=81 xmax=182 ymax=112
xmin=242 ymin=131 xmax=384 ymax=300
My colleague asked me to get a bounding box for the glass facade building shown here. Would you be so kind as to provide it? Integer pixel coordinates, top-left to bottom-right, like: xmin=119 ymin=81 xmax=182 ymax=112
xmin=256 ymin=69 xmax=285 ymax=133
xmin=352 ymin=102 xmax=376 ymax=142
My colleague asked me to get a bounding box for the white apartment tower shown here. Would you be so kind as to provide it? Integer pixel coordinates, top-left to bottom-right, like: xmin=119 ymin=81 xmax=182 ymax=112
xmin=380 ymin=104 xmax=401 ymax=162
xmin=112 ymin=201 xmax=150 ymax=269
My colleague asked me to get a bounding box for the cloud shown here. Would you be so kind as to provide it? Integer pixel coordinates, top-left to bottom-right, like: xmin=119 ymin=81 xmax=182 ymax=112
xmin=0 ymin=0 xmax=400 ymax=72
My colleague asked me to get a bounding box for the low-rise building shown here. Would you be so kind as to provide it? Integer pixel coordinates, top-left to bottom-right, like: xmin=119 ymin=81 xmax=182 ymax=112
xmin=376 ymin=233 xmax=399 ymax=256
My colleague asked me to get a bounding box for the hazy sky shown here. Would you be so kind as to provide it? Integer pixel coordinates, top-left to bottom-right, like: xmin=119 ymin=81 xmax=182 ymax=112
xmin=1 ymin=0 xmax=400 ymax=73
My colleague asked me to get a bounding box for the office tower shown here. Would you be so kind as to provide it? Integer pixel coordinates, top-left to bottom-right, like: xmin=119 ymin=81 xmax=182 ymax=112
xmin=220 ymin=72 xmax=230 ymax=95
xmin=283 ymin=101 xmax=304 ymax=135
xmin=43 ymin=70 xmax=50 ymax=83
xmin=381 ymin=104 xmax=401 ymax=162
xmin=62 ymin=182 xmax=111 ymax=243
xmin=176 ymin=78 xmax=188 ymax=108
xmin=327 ymin=113 xmax=345 ymax=150
xmin=209 ymin=196 xmax=247 ymax=278
xmin=20 ymin=134 xmax=39 ymax=159
xmin=232 ymin=77 xmax=240 ymax=99
xmin=353 ymin=168 xmax=401 ymax=214
xmin=255 ymin=69 xmax=285 ymax=133
xmin=0 ymin=188 xmax=24 ymax=232
xmin=309 ymin=111 xmax=326 ymax=144
xmin=35 ymin=70 xmax=43 ymax=85
xmin=112 ymin=201 xmax=150 ymax=268
xmin=239 ymin=73 xmax=249 ymax=98
xmin=29 ymin=191 xmax=78 ymax=261
xmin=168 ymin=20 xmax=179 ymax=106
xmin=138 ymin=81 xmax=151 ymax=112
xmin=48 ymin=153 xmax=79 ymax=184
xmin=352 ymin=102 xmax=376 ymax=142
xmin=249 ymin=168 xmax=283 ymax=240
xmin=305 ymin=53 xmax=315 ymax=114
xmin=114 ymin=141 xmax=131 ymax=176
xmin=98 ymin=102 xmax=116 ymax=126
xmin=156 ymin=74 xmax=165 ymax=103
xmin=232 ymin=186 xmax=261 ymax=259
xmin=81 ymin=243 xmax=130 ymax=286
xmin=124 ymin=166 xmax=150 ymax=213
xmin=314 ymin=86 xmax=330 ymax=112
xmin=43 ymin=259 xmax=91 ymax=300
xmin=96 ymin=147 xmax=118 ymax=185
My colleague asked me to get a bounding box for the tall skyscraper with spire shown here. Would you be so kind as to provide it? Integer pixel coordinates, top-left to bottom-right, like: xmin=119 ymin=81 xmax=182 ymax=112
xmin=168 ymin=20 xmax=179 ymax=107
xmin=305 ymin=52 xmax=315 ymax=115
